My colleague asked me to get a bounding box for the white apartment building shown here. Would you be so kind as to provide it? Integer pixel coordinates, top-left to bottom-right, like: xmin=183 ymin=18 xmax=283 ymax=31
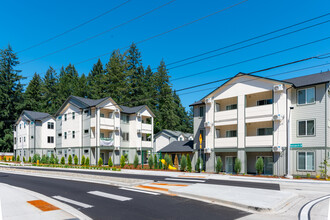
xmin=14 ymin=110 xmax=56 ymax=159
xmin=54 ymin=96 xmax=155 ymax=165
xmin=190 ymin=71 xmax=330 ymax=176
xmin=154 ymin=129 xmax=193 ymax=153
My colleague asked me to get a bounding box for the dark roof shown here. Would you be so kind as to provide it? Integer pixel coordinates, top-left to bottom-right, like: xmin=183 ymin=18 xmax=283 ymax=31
xmin=71 ymin=96 xmax=109 ymax=108
xmin=158 ymin=141 xmax=193 ymax=153
xmin=119 ymin=105 xmax=145 ymax=114
xmin=284 ymin=71 xmax=330 ymax=88
xmin=189 ymin=100 xmax=204 ymax=107
xmin=24 ymin=111 xmax=51 ymax=121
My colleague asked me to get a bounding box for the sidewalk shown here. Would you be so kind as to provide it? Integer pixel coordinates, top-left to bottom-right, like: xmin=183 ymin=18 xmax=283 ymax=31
xmin=0 ymin=183 xmax=91 ymax=220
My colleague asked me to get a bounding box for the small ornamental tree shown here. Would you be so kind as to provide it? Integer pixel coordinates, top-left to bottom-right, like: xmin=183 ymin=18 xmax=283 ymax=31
xmin=187 ymin=154 xmax=192 ymax=172
xmin=216 ymin=157 xmax=223 ymax=174
xmin=234 ymin=158 xmax=242 ymax=174
xmin=50 ymin=154 xmax=55 ymax=164
xmin=17 ymin=155 xmax=20 ymax=162
xmin=134 ymin=154 xmax=139 ymax=168
xmin=108 ymin=156 xmax=113 ymax=167
xmin=195 ymin=157 xmax=203 ymax=172
xmin=55 ymin=156 xmax=59 ymax=164
xmin=86 ymin=157 xmax=90 ymax=166
xmin=255 ymin=157 xmax=264 ymax=175
xmin=180 ymin=155 xmax=187 ymax=171
xmin=164 ymin=154 xmax=171 ymax=170
xmin=148 ymin=155 xmax=153 ymax=169
xmin=154 ymin=154 xmax=158 ymax=169
xmin=120 ymin=155 xmax=125 ymax=168
xmin=74 ymin=155 xmax=78 ymax=165
xmin=98 ymin=158 xmax=103 ymax=166
xmin=32 ymin=154 xmax=41 ymax=163
xmin=3 ymin=156 xmax=6 ymax=162
xmin=28 ymin=156 xmax=31 ymax=163
xmin=68 ymin=155 xmax=72 ymax=165
xmin=61 ymin=156 xmax=65 ymax=165
xmin=81 ymin=155 xmax=85 ymax=165
xmin=174 ymin=154 xmax=179 ymax=170
xmin=23 ymin=157 xmax=26 ymax=162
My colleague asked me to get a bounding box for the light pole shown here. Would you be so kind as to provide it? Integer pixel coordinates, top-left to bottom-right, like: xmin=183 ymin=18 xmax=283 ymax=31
xmin=285 ymin=106 xmax=294 ymax=179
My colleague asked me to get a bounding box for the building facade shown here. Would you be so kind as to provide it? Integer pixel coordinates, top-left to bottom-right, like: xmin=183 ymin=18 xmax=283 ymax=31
xmin=190 ymin=72 xmax=330 ymax=176
xmin=154 ymin=129 xmax=193 ymax=153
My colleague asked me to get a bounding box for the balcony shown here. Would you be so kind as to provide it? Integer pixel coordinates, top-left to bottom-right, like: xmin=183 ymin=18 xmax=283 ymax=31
xmin=246 ymin=135 xmax=273 ymax=147
xmin=215 ymin=137 xmax=237 ymax=148
xmin=245 ymin=105 xmax=272 ymax=122
xmin=142 ymin=141 xmax=152 ymax=148
xmin=214 ymin=110 xmax=237 ymax=125
xmin=100 ymin=118 xmax=115 ymax=130
xmin=100 ymin=138 xmax=114 ymax=147
xmin=141 ymin=123 xmax=152 ymax=132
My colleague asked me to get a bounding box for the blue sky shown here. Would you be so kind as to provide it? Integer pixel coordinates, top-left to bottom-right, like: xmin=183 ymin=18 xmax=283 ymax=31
xmin=1 ymin=0 xmax=329 ymax=109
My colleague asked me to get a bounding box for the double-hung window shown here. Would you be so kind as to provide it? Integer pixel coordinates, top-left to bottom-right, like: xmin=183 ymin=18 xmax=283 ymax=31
xmin=47 ymin=136 xmax=54 ymax=143
xmin=226 ymin=130 xmax=237 ymax=137
xmin=47 ymin=122 xmax=54 ymax=129
xmin=226 ymin=104 xmax=237 ymax=110
xmin=199 ymin=107 xmax=204 ymax=117
xmin=72 ymin=112 xmax=75 ymax=120
xmin=298 ymin=120 xmax=315 ymax=136
xmin=64 ymin=132 xmax=67 ymax=139
xmin=257 ymin=99 xmax=272 ymax=106
xmin=257 ymin=128 xmax=273 ymax=136
xmin=298 ymin=152 xmax=315 ymax=171
xmin=121 ymin=114 xmax=129 ymax=123
xmin=72 ymin=131 xmax=75 ymax=139
xmin=64 ymin=114 xmax=67 ymax=121
xmin=121 ymin=132 xmax=129 ymax=141
xmin=297 ymin=87 xmax=315 ymax=105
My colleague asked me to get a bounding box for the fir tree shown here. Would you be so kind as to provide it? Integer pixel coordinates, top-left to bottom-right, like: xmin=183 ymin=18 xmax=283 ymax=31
xmin=24 ymin=73 xmax=43 ymax=112
xmin=58 ymin=64 xmax=79 ymax=103
xmin=42 ymin=67 xmax=59 ymax=114
xmin=87 ymin=59 xmax=105 ymax=99
xmin=76 ymin=73 xmax=88 ymax=98
xmin=0 ymin=45 xmax=24 ymax=152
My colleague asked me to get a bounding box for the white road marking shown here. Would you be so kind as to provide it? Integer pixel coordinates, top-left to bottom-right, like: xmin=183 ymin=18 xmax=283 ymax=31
xmin=328 ymin=198 xmax=330 ymax=220
xmin=164 ymin=178 xmax=205 ymax=183
xmin=52 ymin=196 xmax=93 ymax=208
xmin=299 ymin=195 xmax=330 ymax=220
xmin=88 ymin=191 xmax=132 ymax=201
xmin=119 ymin=187 xmax=160 ymax=195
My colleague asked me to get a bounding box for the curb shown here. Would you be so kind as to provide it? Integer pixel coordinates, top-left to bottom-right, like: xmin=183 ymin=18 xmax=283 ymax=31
xmin=2 ymin=183 xmax=92 ymax=220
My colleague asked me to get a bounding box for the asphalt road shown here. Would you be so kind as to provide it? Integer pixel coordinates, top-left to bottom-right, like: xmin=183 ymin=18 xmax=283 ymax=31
xmin=0 ymin=172 xmax=251 ymax=220
xmin=15 ymin=166 xmax=280 ymax=190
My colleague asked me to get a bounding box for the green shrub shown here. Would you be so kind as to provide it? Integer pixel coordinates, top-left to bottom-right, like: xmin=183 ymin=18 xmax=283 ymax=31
xmin=120 ymin=155 xmax=126 ymax=168
xmin=306 ymin=173 xmax=311 ymax=178
xmin=180 ymin=155 xmax=187 ymax=171
xmin=61 ymin=156 xmax=65 ymax=165
xmin=68 ymin=155 xmax=72 ymax=165
xmin=3 ymin=156 xmax=6 ymax=162
xmin=17 ymin=155 xmax=20 ymax=162
xmin=55 ymin=156 xmax=59 ymax=164
xmin=74 ymin=155 xmax=78 ymax=165
xmin=32 ymin=154 xmax=41 ymax=163
xmin=108 ymin=157 xmax=113 ymax=167
xmin=164 ymin=154 xmax=171 ymax=170
xmin=86 ymin=157 xmax=90 ymax=166
xmin=195 ymin=157 xmax=203 ymax=172
xmin=187 ymin=154 xmax=192 ymax=172
xmin=40 ymin=155 xmax=49 ymax=164
xmin=216 ymin=157 xmax=223 ymax=174
xmin=23 ymin=157 xmax=26 ymax=162
xmin=154 ymin=154 xmax=158 ymax=169
xmin=234 ymin=158 xmax=242 ymax=174
xmin=98 ymin=158 xmax=103 ymax=166
xmin=112 ymin=167 xmax=117 ymax=171
xmin=134 ymin=154 xmax=139 ymax=168
xmin=255 ymin=157 xmax=264 ymax=175
xmin=28 ymin=156 xmax=31 ymax=163
xmin=81 ymin=155 xmax=85 ymax=165
xmin=148 ymin=156 xmax=153 ymax=169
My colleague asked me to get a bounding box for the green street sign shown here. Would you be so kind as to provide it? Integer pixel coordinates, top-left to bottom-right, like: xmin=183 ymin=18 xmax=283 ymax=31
xmin=290 ymin=143 xmax=302 ymax=148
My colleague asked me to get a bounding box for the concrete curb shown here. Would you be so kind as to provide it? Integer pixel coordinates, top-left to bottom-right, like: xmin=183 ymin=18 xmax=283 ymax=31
xmin=2 ymin=183 xmax=92 ymax=220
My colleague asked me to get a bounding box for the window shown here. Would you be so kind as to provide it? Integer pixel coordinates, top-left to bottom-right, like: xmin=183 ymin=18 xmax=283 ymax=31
xmin=100 ymin=113 xmax=105 ymax=118
xmin=257 ymin=128 xmax=273 ymax=136
xmin=199 ymin=107 xmax=204 ymax=117
xmin=72 ymin=131 xmax=75 ymax=139
xmin=47 ymin=122 xmax=54 ymax=129
xmin=84 ymin=109 xmax=89 ymax=115
xmin=215 ymin=103 xmax=220 ymax=112
xmin=226 ymin=130 xmax=237 ymax=137
xmin=100 ymin=133 xmax=105 ymax=138
xmin=298 ymin=120 xmax=315 ymax=136
xmin=14 ymin=138 xmax=16 ymax=144
xmin=298 ymin=87 xmax=315 ymax=105
xmin=24 ymin=137 xmax=26 ymax=142
xmin=122 ymin=132 xmax=129 ymax=141
xmin=20 ymin=124 xmax=21 ymax=129
xmin=215 ymin=129 xmax=220 ymax=138
xmin=64 ymin=150 xmax=67 ymax=158
xmin=72 ymin=112 xmax=75 ymax=120
xmin=58 ymin=133 xmax=62 ymax=137
xmin=257 ymin=99 xmax=273 ymax=106
xmin=109 ymin=112 xmax=113 ymax=118
xmin=84 ymin=129 xmax=89 ymax=134
xmin=298 ymin=152 xmax=315 ymax=171
xmin=84 ymin=149 xmax=89 ymax=154
xmin=64 ymin=132 xmax=67 ymax=139
xmin=47 ymin=136 xmax=54 ymax=143
xmin=64 ymin=114 xmax=67 ymax=121
xmin=19 ymin=137 xmax=21 ymax=143
xmin=226 ymin=104 xmax=237 ymax=110
xmin=121 ymin=114 xmax=130 ymax=123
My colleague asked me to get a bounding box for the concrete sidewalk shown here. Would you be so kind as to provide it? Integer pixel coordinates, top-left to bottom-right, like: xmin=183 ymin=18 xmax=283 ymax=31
xmin=0 ymin=183 xmax=90 ymax=220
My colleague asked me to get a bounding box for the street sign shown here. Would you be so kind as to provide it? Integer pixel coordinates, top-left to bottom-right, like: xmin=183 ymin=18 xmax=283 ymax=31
xmin=199 ymin=134 xmax=202 ymax=149
xmin=290 ymin=143 xmax=302 ymax=148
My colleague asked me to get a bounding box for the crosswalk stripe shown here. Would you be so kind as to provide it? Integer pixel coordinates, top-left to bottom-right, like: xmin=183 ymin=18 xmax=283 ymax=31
xmin=52 ymin=196 xmax=93 ymax=208
xmin=119 ymin=187 xmax=160 ymax=195
xmin=88 ymin=191 xmax=132 ymax=201
xmin=164 ymin=178 xmax=205 ymax=183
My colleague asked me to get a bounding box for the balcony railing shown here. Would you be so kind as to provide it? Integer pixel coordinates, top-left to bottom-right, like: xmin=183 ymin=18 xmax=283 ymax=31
xmin=214 ymin=110 xmax=237 ymax=124
xmin=142 ymin=141 xmax=152 ymax=148
xmin=246 ymin=135 xmax=272 ymax=147
xmin=141 ymin=123 xmax=152 ymax=132
xmin=215 ymin=137 xmax=237 ymax=148
xmin=100 ymin=137 xmax=114 ymax=146
xmin=245 ymin=105 xmax=272 ymax=121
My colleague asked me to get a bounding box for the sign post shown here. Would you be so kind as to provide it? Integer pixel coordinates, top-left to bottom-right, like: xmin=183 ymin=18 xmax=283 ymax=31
xmin=199 ymin=134 xmax=202 ymax=173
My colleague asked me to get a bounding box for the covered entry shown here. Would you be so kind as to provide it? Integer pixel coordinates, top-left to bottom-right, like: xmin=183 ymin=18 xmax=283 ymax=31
xmin=99 ymin=146 xmax=114 ymax=165
xmin=246 ymin=149 xmax=274 ymax=175
xmin=214 ymin=149 xmax=237 ymax=173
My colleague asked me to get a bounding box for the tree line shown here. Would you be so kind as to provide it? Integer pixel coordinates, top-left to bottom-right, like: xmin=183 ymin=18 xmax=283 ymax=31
xmin=0 ymin=44 xmax=193 ymax=152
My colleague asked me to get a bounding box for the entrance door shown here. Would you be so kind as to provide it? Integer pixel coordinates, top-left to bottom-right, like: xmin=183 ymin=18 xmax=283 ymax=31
xmin=257 ymin=156 xmax=273 ymax=175
xmin=225 ymin=157 xmax=236 ymax=173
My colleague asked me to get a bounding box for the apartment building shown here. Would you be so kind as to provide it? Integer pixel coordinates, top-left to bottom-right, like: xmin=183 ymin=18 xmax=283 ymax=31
xmin=154 ymin=129 xmax=193 ymax=153
xmin=14 ymin=110 xmax=56 ymax=159
xmin=190 ymin=71 xmax=330 ymax=176
xmin=54 ymin=96 xmax=154 ymax=165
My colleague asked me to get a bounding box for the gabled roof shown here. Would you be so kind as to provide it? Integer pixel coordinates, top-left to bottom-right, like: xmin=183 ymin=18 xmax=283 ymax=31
xmin=119 ymin=105 xmax=145 ymax=114
xmin=284 ymin=70 xmax=330 ymax=88
xmin=155 ymin=129 xmax=192 ymax=139
xmin=71 ymin=95 xmax=109 ymax=108
xmin=158 ymin=140 xmax=193 ymax=153
xmin=23 ymin=110 xmax=51 ymax=121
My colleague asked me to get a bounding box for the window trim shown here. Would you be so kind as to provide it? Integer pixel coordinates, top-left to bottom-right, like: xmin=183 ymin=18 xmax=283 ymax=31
xmin=72 ymin=131 xmax=75 ymax=139
xmin=257 ymin=127 xmax=273 ymax=136
xmin=297 ymin=87 xmax=316 ymax=106
xmin=47 ymin=136 xmax=54 ymax=144
xmin=199 ymin=106 xmax=204 ymax=117
xmin=72 ymin=112 xmax=75 ymax=120
xmin=297 ymin=151 xmax=315 ymax=171
xmin=297 ymin=119 xmax=315 ymax=137
xmin=47 ymin=122 xmax=54 ymax=129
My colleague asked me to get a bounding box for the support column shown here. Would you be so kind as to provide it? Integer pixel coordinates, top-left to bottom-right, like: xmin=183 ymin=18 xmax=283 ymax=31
xmin=237 ymin=95 xmax=246 ymax=173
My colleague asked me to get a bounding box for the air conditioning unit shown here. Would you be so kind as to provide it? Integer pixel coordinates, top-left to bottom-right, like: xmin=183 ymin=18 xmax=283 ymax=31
xmin=273 ymin=114 xmax=284 ymax=121
xmin=137 ymin=147 xmax=141 ymax=151
xmin=114 ymin=146 xmax=120 ymax=151
xmin=115 ymin=126 xmax=120 ymax=131
xmin=272 ymin=146 xmax=282 ymax=152
xmin=115 ymin=109 xmax=120 ymax=113
xmin=273 ymin=84 xmax=283 ymax=92
xmin=205 ymin=98 xmax=212 ymax=104
xmin=204 ymin=121 xmax=211 ymax=127
xmin=137 ymin=129 xmax=141 ymax=133
xmin=205 ymin=148 xmax=211 ymax=153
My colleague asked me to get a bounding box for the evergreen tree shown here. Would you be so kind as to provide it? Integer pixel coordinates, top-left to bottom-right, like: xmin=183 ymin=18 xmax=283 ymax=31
xmin=0 ymin=45 xmax=24 ymax=152
xmin=24 ymin=73 xmax=43 ymax=112
xmin=58 ymin=64 xmax=79 ymax=103
xmin=144 ymin=65 xmax=157 ymax=112
xmin=42 ymin=67 xmax=59 ymax=114
xmin=173 ymin=91 xmax=192 ymax=133
xmin=76 ymin=73 xmax=88 ymax=98
xmin=87 ymin=59 xmax=105 ymax=99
